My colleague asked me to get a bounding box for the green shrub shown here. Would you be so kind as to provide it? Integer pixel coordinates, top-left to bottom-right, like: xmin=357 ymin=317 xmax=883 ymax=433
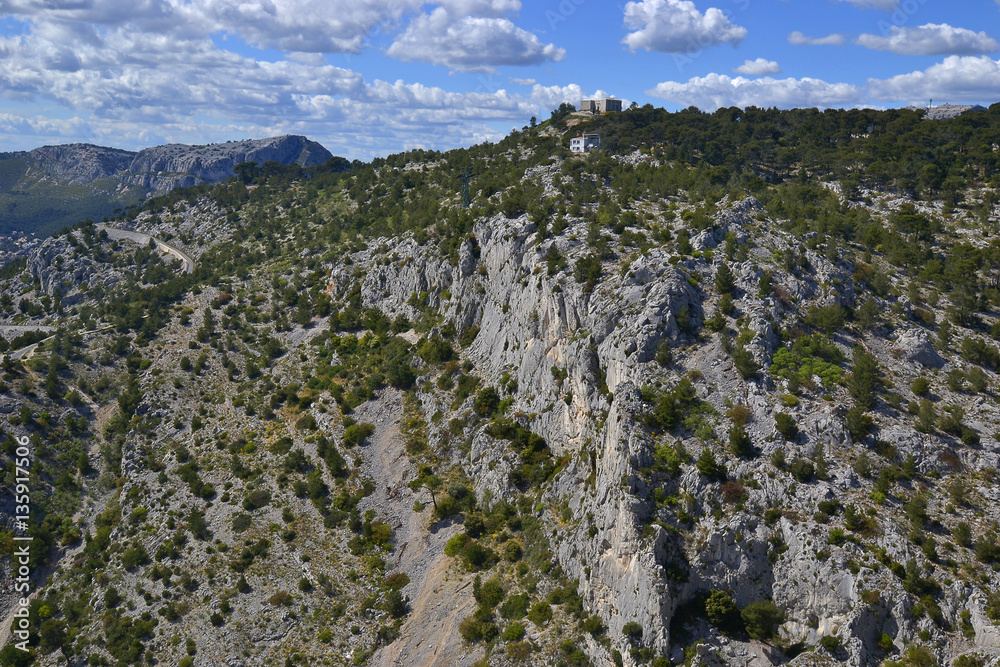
xmin=728 ymin=423 xmax=754 ymax=458
xmin=474 ymin=576 xmax=505 ymax=608
xmin=788 ymin=457 xmax=814 ymax=482
xmin=500 ymin=593 xmax=530 ymax=620
xmin=574 ymin=254 xmax=603 ymax=290
xmin=740 ymin=600 xmax=785 ymax=640
xmin=343 ymin=422 xmax=375 ymax=447
xmin=582 ymin=615 xmax=605 ymax=636
xmin=527 ymin=602 xmax=552 ymax=626
xmin=733 ymin=344 xmax=760 ymax=379
xmin=705 ymin=590 xmax=742 ymax=635
xmin=819 ymin=635 xmax=841 ymax=653
xmin=696 ymin=447 xmax=726 ymax=481
xmin=715 ymin=263 xmax=735 ymax=294
xmin=473 ymin=387 xmax=500 ymax=416
xmin=654 ymin=340 xmax=672 ymax=367
xmin=805 ymin=304 xmax=845 ymax=335
xmin=504 ymin=541 xmax=523 ymax=562
xmin=986 ymin=590 xmax=1000 ymax=622
xmin=774 ymin=413 xmax=798 ymax=439
xmin=501 ymin=622 xmax=526 ymax=641
xmin=910 ymin=377 xmax=930 ymax=396
xmin=770 ymin=334 xmax=844 ymax=389
xmin=242 ymin=488 xmax=271 ymax=511
xmin=232 ymin=513 xmax=252 ymax=532
xmin=621 ymin=621 xmax=643 ymax=641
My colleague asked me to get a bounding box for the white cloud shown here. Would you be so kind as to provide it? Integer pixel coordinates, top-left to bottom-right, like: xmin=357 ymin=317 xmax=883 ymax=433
xmin=0 ymin=112 xmax=91 ymax=141
xmin=856 ymin=23 xmax=999 ymax=56
xmin=788 ymin=30 xmax=845 ymax=46
xmin=509 ymin=77 xmax=536 ymax=86
xmin=622 ymin=0 xmax=747 ymax=54
xmin=869 ymin=55 xmax=1000 ymax=102
xmin=0 ymin=0 xmax=578 ymax=156
xmin=646 ymin=73 xmax=863 ymax=110
xmin=0 ymin=4 xmax=579 ymax=157
xmin=835 ymin=0 xmax=898 ymax=9
xmin=733 ymin=58 xmax=780 ymax=76
xmin=528 ymin=83 xmax=587 ymax=110
xmin=193 ymin=0 xmax=421 ymax=53
xmin=386 ymin=7 xmax=564 ymax=72
xmin=644 ymin=55 xmax=1000 ymax=113
xmin=0 ymin=0 xmax=423 ymax=53
xmin=435 ymin=0 xmax=522 ymax=17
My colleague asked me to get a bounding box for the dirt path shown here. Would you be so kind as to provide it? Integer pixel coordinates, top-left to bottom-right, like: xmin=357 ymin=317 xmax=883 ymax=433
xmin=353 ymin=390 xmax=482 ymax=667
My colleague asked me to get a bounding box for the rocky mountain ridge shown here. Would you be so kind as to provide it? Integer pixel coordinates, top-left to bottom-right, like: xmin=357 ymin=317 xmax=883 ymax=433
xmin=0 ymin=135 xmax=334 ymax=238
xmin=15 ymin=135 xmax=333 ymax=189
xmin=1 ymin=105 xmax=1000 ymax=667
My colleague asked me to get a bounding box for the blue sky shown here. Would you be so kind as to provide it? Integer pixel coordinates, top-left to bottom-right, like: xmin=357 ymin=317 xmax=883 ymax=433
xmin=0 ymin=0 xmax=998 ymax=159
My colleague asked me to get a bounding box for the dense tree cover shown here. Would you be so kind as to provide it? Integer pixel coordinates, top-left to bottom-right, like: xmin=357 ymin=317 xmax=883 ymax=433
xmin=580 ymin=103 xmax=1000 ymax=198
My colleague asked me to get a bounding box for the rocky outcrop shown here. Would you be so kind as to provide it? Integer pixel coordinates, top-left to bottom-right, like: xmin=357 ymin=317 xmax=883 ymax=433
xmin=123 ymin=135 xmax=332 ymax=190
xmin=337 ymin=192 xmax=1000 ymax=666
xmin=27 ymin=144 xmax=135 ymax=183
xmin=10 ymin=135 xmax=333 ymax=192
xmin=25 ymin=233 xmax=124 ymax=300
xmin=348 ymin=202 xmax=771 ymax=662
xmin=893 ymin=328 xmax=946 ymax=368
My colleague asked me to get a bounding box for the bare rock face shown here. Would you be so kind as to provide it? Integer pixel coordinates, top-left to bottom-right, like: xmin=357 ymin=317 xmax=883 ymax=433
xmin=26 ymin=233 xmax=124 ymax=299
xmin=123 ymin=135 xmax=332 ymax=190
xmin=893 ymin=328 xmax=945 ymax=368
xmin=13 ymin=135 xmax=333 ymax=193
xmin=26 ymin=144 xmax=135 ymax=184
xmin=339 ymin=193 xmax=1000 ymax=666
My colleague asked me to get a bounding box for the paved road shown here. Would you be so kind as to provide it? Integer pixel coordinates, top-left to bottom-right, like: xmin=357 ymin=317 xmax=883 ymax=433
xmin=97 ymin=224 xmax=195 ymax=274
xmin=0 ymin=226 xmax=195 ymax=363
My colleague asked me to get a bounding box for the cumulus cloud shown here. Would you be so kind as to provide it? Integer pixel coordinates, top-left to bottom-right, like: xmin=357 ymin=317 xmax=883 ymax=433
xmin=0 ymin=0 xmax=422 ymax=53
xmin=645 ymin=55 xmax=998 ymax=113
xmin=0 ymin=0 xmax=579 ymax=156
xmin=856 ymin=23 xmax=999 ymax=56
xmin=528 ymin=83 xmax=587 ymax=110
xmin=733 ymin=58 xmax=780 ymax=76
xmin=646 ymin=74 xmax=863 ymax=110
xmin=869 ymin=55 xmax=1000 ymax=102
xmin=788 ymin=31 xmax=845 ymax=46
xmin=386 ymin=7 xmax=564 ymax=72
xmin=622 ymin=0 xmax=747 ymax=54
xmin=0 ymin=6 xmax=580 ymax=157
xmin=0 ymin=112 xmax=91 ymax=141
xmin=194 ymin=0 xmax=423 ymax=53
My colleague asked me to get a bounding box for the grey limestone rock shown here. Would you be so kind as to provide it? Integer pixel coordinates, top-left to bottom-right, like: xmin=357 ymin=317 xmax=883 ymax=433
xmin=893 ymin=328 xmax=946 ymax=368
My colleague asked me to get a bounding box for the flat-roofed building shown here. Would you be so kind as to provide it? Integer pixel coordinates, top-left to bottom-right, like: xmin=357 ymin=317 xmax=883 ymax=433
xmin=579 ymin=98 xmax=622 ymax=114
xmin=570 ymin=133 xmax=601 ymax=153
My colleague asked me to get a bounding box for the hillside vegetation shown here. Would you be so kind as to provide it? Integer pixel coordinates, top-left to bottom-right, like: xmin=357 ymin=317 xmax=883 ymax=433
xmin=0 ymin=104 xmax=999 ymax=667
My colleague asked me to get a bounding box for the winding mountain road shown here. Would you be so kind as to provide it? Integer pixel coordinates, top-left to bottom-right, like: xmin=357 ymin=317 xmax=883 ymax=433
xmin=0 ymin=224 xmax=197 ymax=640
xmin=97 ymin=223 xmax=195 ymax=274
xmin=0 ymin=225 xmax=196 ymax=362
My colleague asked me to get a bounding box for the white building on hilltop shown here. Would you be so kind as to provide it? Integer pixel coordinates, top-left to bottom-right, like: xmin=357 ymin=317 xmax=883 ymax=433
xmin=570 ymin=133 xmax=601 ymax=153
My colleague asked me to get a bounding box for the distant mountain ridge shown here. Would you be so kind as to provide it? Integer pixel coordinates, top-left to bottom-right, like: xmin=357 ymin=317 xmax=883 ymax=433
xmin=15 ymin=134 xmax=333 ymax=188
xmin=0 ymin=135 xmax=334 ymax=238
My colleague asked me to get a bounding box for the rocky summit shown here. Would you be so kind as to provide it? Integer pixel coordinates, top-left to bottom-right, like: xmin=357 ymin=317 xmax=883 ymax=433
xmin=0 ymin=135 xmax=334 ymax=238
xmin=1 ymin=104 xmax=1000 ymax=667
